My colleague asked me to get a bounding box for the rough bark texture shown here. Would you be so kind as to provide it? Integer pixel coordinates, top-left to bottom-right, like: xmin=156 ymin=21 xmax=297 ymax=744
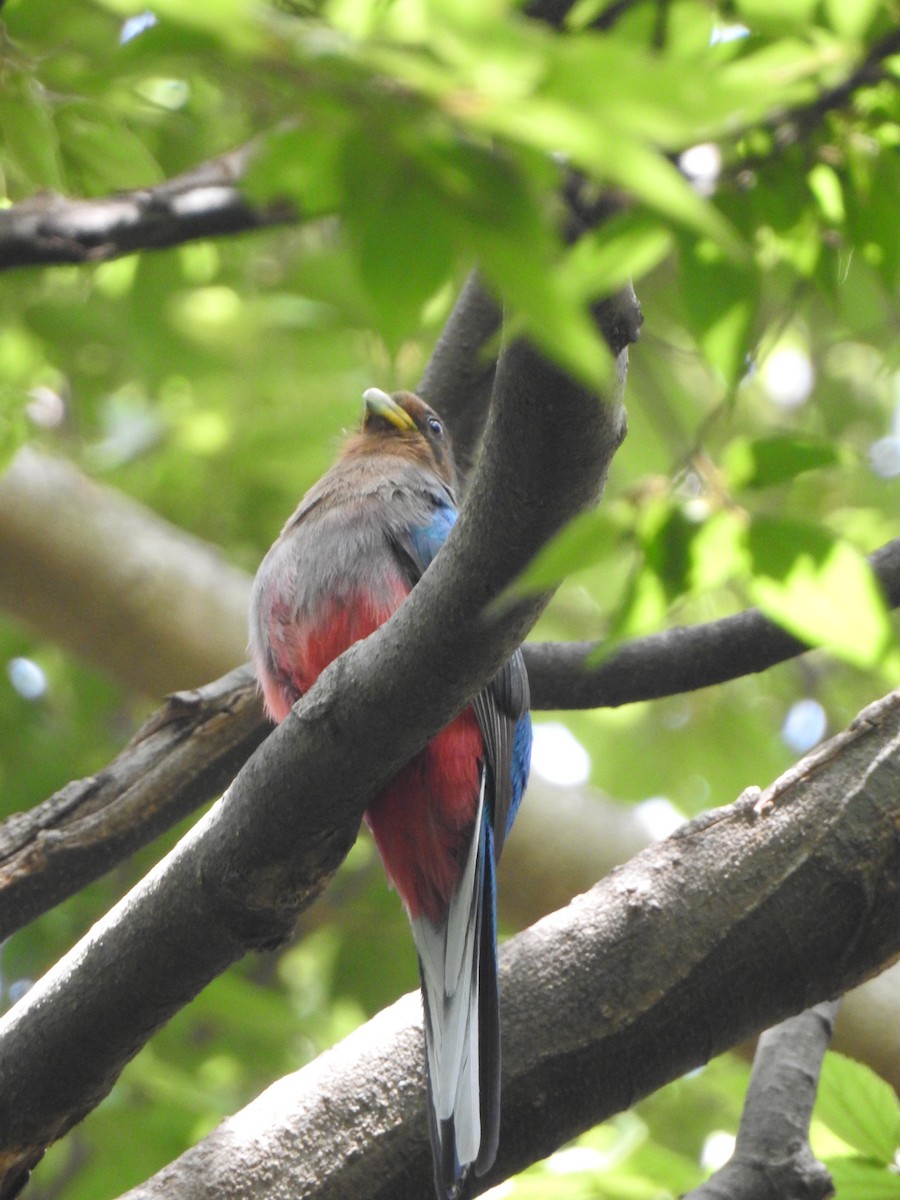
xmin=0 ymin=666 xmax=268 ymax=941
xmin=113 ymin=691 xmax=900 ymax=1200
xmin=686 ymin=1002 xmax=839 ymax=1200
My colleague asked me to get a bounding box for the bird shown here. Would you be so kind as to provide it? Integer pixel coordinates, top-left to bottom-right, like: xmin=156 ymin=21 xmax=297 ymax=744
xmin=249 ymin=387 xmax=531 ymax=1199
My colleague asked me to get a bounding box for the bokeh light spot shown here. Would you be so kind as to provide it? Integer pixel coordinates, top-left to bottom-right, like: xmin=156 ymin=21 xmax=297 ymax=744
xmin=531 ymin=722 xmax=591 ymax=786
xmin=781 ymin=699 xmax=827 ymax=753
xmin=7 ymin=657 xmax=48 ymax=701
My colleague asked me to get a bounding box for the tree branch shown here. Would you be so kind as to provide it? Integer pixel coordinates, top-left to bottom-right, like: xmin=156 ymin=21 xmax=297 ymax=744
xmin=0 ymin=330 xmax=628 ymax=1195
xmin=0 ymin=448 xmax=252 ymax=696
xmin=0 ymin=146 xmax=295 ymax=272
xmin=525 ymin=536 xmax=900 ymax=708
xmin=3 ymin=18 xmax=895 ymax=275
xmin=686 ymin=1002 xmax=839 ymax=1200
xmin=112 ymin=691 xmax=900 ymax=1200
xmin=743 ymin=25 xmax=900 ymax=164
xmin=3 ymin=534 xmax=898 ymax=941
xmin=0 ymin=666 xmax=267 ymax=942
xmin=4 ymin=424 xmax=896 ymax=716
xmin=417 ymin=271 xmax=501 ymax=484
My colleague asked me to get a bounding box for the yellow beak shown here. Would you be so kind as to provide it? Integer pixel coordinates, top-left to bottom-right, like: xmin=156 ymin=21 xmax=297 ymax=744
xmin=363 ymin=388 xmax=415 ymax=431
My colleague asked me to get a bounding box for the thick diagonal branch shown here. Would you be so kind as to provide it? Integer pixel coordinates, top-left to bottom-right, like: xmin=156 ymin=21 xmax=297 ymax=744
xmin=0 ymin=334 xmax=627 ymax=1195
xmin=115 ymin=691 xmax=900 ymax=1200
xmin=2 ymin=534 xmax=898 ymax=941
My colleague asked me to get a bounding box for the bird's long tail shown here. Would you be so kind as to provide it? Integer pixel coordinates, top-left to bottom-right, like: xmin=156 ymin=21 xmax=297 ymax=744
xmin=411 ymin=771 xmax=500 ymax=1200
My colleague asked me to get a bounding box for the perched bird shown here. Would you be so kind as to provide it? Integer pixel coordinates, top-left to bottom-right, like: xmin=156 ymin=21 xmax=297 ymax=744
xmin=249 ymin=388 xmax=531 ymax=1199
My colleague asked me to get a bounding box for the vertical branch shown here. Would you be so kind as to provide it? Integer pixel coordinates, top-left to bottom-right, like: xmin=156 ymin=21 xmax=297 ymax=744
xmin=686 ymin=1002 xmax=841 ymax=1200
xmin=417 ymin=272 xmax=502 ymax=483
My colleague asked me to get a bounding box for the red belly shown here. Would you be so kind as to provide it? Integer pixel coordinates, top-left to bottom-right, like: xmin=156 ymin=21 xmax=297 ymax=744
xmin=260 ymin=585 xmax=406 ymax=722
xmin=366 ymin=707 xmax=483 ymax=924
xmin=260 ymin=587 xmax=483 ymax=922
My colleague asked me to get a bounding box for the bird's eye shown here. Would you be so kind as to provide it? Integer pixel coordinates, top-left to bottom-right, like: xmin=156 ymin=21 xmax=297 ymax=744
xmin=427 ymin=417 xmax=443 ymax=438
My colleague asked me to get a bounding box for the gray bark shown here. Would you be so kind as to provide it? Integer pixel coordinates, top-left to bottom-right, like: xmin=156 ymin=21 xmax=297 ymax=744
xmin=114 ymin=693 xmax=900 ymax=1199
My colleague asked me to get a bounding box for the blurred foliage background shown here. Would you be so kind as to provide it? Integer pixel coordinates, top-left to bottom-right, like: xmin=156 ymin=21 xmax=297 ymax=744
xmin=0 ymin=0 xmax=898 ymax=1195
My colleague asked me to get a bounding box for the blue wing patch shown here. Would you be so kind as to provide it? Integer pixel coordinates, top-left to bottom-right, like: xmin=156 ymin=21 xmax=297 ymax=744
xmin=507 ymin=713 xmax=532 ymax=837
xmin=407 ymin=501 xmax=458 ymax=573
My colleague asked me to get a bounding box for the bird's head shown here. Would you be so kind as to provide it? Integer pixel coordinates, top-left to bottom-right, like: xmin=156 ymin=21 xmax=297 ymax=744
xmin=354 ymin=388 xmax=457 ymax=488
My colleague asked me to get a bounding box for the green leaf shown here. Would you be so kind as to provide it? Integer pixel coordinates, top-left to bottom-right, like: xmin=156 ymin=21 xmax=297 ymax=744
xmin=340 ymin=127 xmax=457 ymax=346
xmin=244 ymin=123 xmax=344 ymax=218
xmin=826 ymin=1157 xmax=900 ymax=1200
xmin=689 ymin=510 xmax=750 ymax=591
xmin=58 ymin=108 xmax=164 ymax=193
xmin=635 ymin=503 xmax=750 ymax=604
xmin=846 ymin=146 xmax=900 ymax=293
xmin=0 ymin=77 xmax=64 ymax=193
xmin=731 ymin=0 xmax=818 ymax=34
xmin=460 ymin=150 xmax=613 ymax=390
xmin=824 ymin=0 xmax=881 ymax=39
xmin=508 ymin=507 xmax=622 ymax=596
xmin=680 ymin=237 xmax=758 ymax=385
xmin=808 ymin=163 xmax=845 ymax=226
xmin=641 ymin=499 xmax=696 ymax=602
xmin=603 ymin=563 xmax=669 ymax=645
xmin=562 ymin=210 xmax=674 ymax=300
xmin=724 ymin=435 xmax=844 ymax=489
xmin=747 ymin=519 xmax=892 ymax=667
xmin=816 ymin=1053 xmax=900 ymax=1164
xmin=721 ymin=35 xmax=851 ymax=104
xmin=609 ymin=146 xmax=745 ymax=259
